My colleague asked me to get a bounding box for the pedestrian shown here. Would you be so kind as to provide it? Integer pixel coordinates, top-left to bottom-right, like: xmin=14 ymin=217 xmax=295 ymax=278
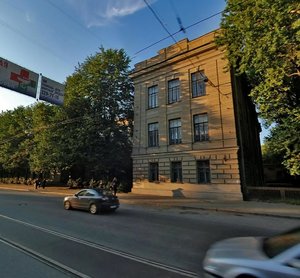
xmin=42 ymin=179 xmax=46 ymax=189
xmin=111 ymin=177 xmax=119 ymax=196
xmin=98 ymin=180 xmax=104 ymax=189
xmin=35 ymin=178 xmax=40 ymax=189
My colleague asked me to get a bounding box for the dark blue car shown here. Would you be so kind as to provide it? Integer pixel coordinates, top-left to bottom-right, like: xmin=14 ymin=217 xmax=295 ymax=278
xmin=63 ymin=188 xmax=119 ymax=214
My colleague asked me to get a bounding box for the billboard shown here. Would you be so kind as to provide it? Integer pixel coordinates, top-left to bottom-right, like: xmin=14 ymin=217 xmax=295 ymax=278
xmin=0 ymin=57 xmax=39 ymax=98
xmin=39 ymin=76 xmax=64 ymax=105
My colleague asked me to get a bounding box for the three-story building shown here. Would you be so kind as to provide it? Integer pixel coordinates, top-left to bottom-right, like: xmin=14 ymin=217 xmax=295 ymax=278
xmin=130 ymin=30 xmax=263 ymax=200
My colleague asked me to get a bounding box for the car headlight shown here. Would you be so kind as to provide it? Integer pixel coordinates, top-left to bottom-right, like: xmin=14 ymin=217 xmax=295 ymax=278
xmin=102 ymin=196 xmax=109 ymax=201
xmin=205 ymin=265 xmax=219 ymax=273
xmin=203 ymin=257 xmax=222 ymax=276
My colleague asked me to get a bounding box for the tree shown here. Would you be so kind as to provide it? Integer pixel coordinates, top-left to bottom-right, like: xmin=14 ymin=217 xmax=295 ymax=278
xmin=0 ymin=47 xmax=134 ymax=190
xmin=264 ymin=117 xmax=300 ymax=176
xmin=0 ymin=106 xmax=33 ymax=178
xmin=29 ymin=103 xmax=61 ymax=177
xmin=217 ymin=0 xmax=300 ymax=175
xmin=0 ymin=104 xmax=62 ymax=180
xmin=57 ymin=47 xmax=134 ymax=187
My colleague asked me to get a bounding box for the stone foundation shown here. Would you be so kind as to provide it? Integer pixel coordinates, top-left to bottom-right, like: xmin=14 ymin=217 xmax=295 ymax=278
xmin=132 ymin=181 xmax=243 ymax=200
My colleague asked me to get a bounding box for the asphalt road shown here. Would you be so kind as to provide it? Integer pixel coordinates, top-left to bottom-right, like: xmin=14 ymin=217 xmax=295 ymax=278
xmin=0 ymin=190 xmax=298 ymax=278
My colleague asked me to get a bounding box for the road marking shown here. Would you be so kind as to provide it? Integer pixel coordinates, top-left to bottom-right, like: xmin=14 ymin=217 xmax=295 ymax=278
xmin=0 ymin=213 xmax=199 ymax=278
xmin=0 ymin=236 xmax=90 ymax=278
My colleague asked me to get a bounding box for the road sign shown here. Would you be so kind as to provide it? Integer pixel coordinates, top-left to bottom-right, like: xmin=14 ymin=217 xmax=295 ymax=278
xmin=39 ymin=76 xmax=64 ymax=105
xmin=0 ymin=57 xmax=39 ymax=98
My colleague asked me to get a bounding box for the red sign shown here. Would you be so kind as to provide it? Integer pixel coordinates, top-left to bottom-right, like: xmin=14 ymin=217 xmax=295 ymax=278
xmin=0 ymin=57 xmax=39 ymax=98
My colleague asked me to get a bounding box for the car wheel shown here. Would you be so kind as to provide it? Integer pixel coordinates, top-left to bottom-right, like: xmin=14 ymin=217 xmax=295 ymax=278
xmin=89 ymin=203 xmax=98 ymax=214
xmin=64 ymin=201 xmax=71 ymax=210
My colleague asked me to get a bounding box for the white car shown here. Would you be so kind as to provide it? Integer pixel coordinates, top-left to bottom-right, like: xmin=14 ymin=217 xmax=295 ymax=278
xmin=203 ymin=227 xmax=300 ymax=278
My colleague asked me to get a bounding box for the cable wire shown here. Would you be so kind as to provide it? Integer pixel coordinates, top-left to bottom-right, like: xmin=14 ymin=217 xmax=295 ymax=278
xmin=134 ymin=9 xmax=223 ymax=57
xmin=143 ymin=0 xmax=178 ymax=45
xmin=141 ymin=1 xmax=228 ymax=96
xmin=45 ymin=0 xmax=102 ymax=43
xmin=0 ymin=18 xmax=72 ymax=66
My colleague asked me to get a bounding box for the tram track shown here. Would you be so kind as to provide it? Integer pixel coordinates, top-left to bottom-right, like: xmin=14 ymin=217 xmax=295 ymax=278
xmin=0 ymin=235 xmax=89 ymax=277
xmin=0 ymin=213 xmax=199 ymax=278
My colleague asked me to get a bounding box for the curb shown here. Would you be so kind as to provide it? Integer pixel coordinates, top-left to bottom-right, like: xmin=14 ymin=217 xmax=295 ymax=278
xmin=174 ymin=205 xmax=300 ymax=220
xmin=0 ymin=186 xmax=299 ymax=220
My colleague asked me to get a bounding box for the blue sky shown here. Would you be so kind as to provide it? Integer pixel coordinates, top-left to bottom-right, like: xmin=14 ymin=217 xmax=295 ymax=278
xmin=0 ymin=0 xmax=225 ymax=109
xmin=0 ymin=0 xmax=268 ymax=141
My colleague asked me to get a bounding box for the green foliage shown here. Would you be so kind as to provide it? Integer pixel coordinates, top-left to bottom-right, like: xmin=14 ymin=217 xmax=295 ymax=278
xmin=264 ymin=118 xmax=300 ymax=175
xmin=29 ymin=103 xmax=61 ymax=174
xmin=57 ymin=47 xmax=134 ymax=186
xmin=261 ymin=143 xmax=283 ymax=165
xmin=0 ymin=104 xmax=61 ymax=178
xmin=0 ymin=106 xmax=33 ymax=177
xmin=217 ymin=0 xmax=300 ymax=175
xmin=0 ymin=47 xmax=134 ymax=190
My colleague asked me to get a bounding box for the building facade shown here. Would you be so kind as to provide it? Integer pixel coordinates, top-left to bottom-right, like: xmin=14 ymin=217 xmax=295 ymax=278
xmin=130 ymin=30 xmax=263 ymax=200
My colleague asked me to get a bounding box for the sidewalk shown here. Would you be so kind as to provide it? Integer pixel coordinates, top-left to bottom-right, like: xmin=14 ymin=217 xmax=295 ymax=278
xmin=0 ymin=183 xmax=299 ymax=219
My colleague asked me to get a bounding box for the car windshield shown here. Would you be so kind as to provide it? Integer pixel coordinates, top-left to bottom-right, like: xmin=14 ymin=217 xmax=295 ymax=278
xmin=263 ymin=227 xmax=300 ymax=258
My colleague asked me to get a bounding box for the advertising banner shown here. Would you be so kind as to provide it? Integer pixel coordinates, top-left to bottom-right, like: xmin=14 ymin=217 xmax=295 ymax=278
xmin=0 ymin=57 xmax=39 ymax=98
xmin=39 ymin=76 xmax=64 ymax=105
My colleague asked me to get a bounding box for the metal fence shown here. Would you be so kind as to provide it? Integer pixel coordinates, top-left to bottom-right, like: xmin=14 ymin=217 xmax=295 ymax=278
xmin=247 ymin=186 xmax=300 ymax=201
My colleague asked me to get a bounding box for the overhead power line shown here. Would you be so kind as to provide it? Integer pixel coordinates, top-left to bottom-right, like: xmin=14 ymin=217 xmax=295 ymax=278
xmin=134 ymin=8 xmax=223 ymax=56
xmin=0 ymin=17 xmax=72 ymax=66
xmin=169 ymin=0 xmax=186 ymax=34
xmin=45 ymin=0 xmax=102 ymax=43
xmin=143 ymin=0 xmax=178 ymax=45
xmin=143 ymin=0 xmax=199 ymax=68
xmin=141 ymin=1 xmax=228 ymax=97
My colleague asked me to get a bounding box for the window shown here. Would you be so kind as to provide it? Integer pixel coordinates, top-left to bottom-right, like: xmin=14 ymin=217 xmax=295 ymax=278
xmin=169 ymin=119 xmax=182 ymax=144
xmin=148 ymin=85 xmax=158 ymax=109
xmin=171 ymin=162 xmax=182 ymax=182
xmin=197 ymin=160 xmax=210 ymax=183
xmin=149 ymin=163 xmax=159 ymax=182
xmin=168 ymin=79 xmax=180 ymax=104
xmin=148 ymin=122 xmax=159 ymax=147
xmin=85 ymin=190 xmax=96 ymax=196
xmin=263 ymin=227 xmax=300 ymax=258
xmin=191 ymin=71 xmax=206 ymax=97
xmin=78 ymin=190 xmax=88 ymax=196
xmin=194 ymin=113 xmax=209 ymax=142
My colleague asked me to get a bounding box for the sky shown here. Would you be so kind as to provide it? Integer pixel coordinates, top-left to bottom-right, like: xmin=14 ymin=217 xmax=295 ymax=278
xmin=0 ymin=0 xmax=268 ymax=141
